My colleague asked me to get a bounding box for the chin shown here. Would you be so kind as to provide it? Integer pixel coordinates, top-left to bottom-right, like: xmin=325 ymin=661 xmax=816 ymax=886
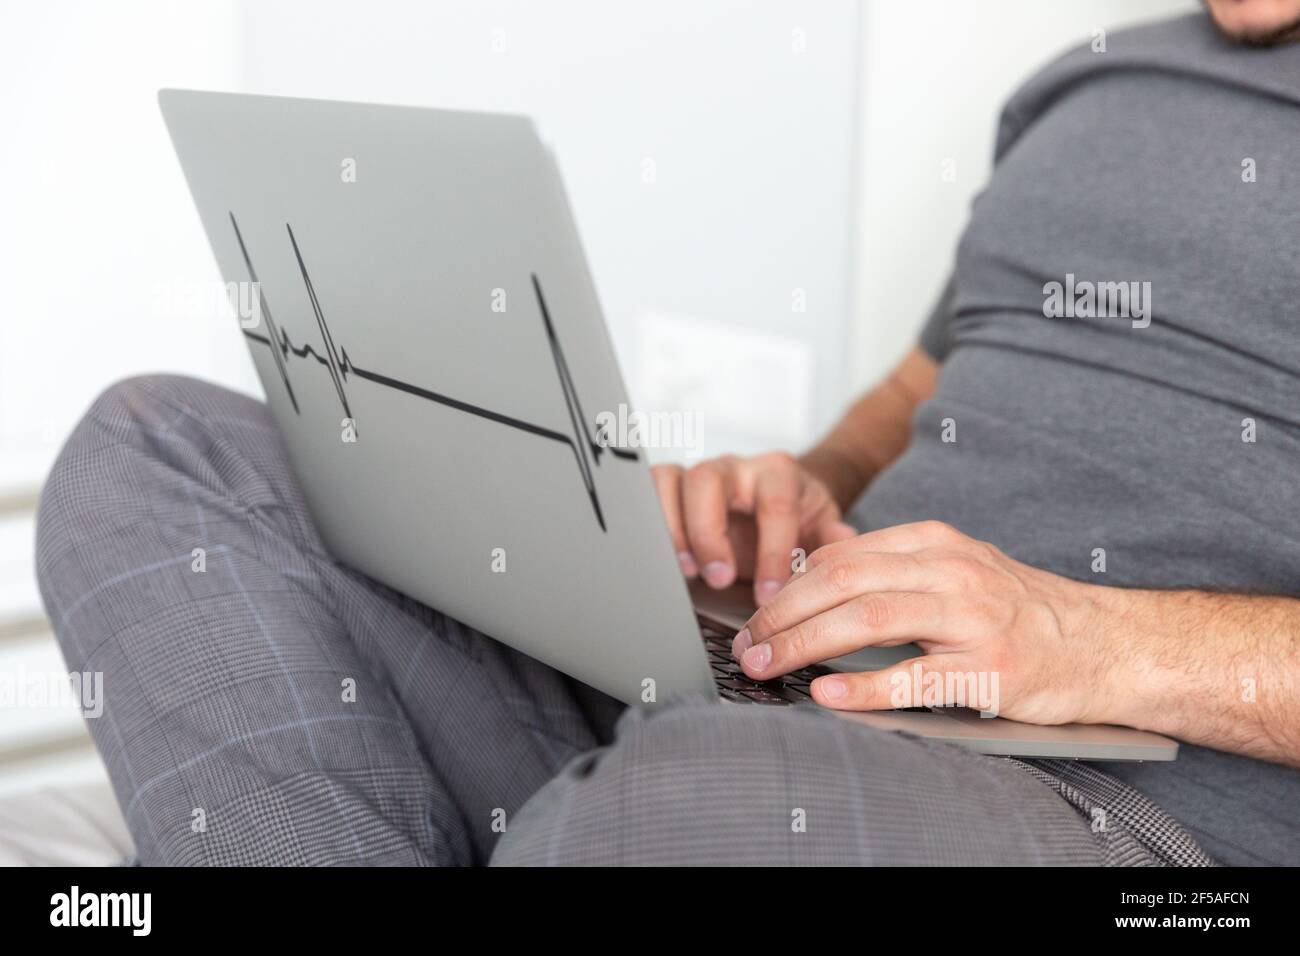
xmin=1204 ymin=0 xmax=1300 ymax=45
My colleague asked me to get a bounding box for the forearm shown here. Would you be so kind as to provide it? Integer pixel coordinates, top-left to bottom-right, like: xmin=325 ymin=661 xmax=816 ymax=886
xmin=1088 ymin=585 xmax=1300 ymax=766
xmin=800 ymin=346 xmax=938 ymax=510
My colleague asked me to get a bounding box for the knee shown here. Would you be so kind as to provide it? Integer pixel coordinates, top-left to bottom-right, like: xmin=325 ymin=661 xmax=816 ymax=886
xmin=37 ymin=375 xmax=190 ymax=525
xmin=45 ymin=375 xmax=221 ymax=487
xmin=80 ymin=374 xmax=232 ymax=445
xmin=34 ymin=374 xmax=268 ymax=613
xmin=39 ymin=372 xmax=271 ymax=506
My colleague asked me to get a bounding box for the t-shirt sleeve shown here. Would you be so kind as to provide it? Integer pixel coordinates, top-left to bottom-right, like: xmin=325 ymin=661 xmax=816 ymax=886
xmin=918 ymin=273 xmax=956 ymax=362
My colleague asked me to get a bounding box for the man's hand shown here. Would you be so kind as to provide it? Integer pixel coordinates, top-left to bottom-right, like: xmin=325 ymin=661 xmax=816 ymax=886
xmin=652 ymin=346 xmax=938 ymax=606
xmin=732 ymin=519 xmax=1119 ymax=724
xmin=730 ymin=519 xmax=1300 ymax=767
xmin=651 ymin=452 xmax=857 ymax=606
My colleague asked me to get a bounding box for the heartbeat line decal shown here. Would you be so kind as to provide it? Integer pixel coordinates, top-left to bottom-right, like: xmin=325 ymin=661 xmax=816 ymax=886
xmin=229 ymin=212 xmax=637 ymax=531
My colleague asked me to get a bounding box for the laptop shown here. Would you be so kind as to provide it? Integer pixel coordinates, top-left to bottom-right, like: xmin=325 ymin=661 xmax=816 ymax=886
xmin=159 ymin=89 xmax=1177 ymax=762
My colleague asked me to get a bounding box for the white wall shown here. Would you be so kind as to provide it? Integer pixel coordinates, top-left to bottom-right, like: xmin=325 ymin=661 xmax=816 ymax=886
xmin=0 ymin=1 xmax=261 ymax=488
xmin=849 ymin=0 xmax=1196 ymax=390
xmin=0 ymin=0 xmax=254 ymax=793
xmin=234 ymin=0 xmax=864 ymax=459
xmin=0 ymin=0 xmax=1203 ymax=485
xmin=0 ymin=0 xmax=865 ymax=485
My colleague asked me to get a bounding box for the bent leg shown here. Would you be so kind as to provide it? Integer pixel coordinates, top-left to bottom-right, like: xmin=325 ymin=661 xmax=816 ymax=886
xmin=492 ymin=701 xmax=1105 ymax=866
xmin=36 ymin=375 xmax=619 ymax=865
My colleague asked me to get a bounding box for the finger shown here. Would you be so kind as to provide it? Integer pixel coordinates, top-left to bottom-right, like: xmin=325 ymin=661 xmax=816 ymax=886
xmin=751 ymin=463 xmax=802 ymax=605
xmin=810 ymin=519 xmax=857 ymax=550
xmin=651 ymin=464 xmax=696 ymax=577
xmin=811 ymin=654 xmax=992 ymax=712
xmin=682 ymin=458 xmax=740 ymax=588
xmin=797 ymin=474 xmax=856 ymax=551
xmin=805 ymin=519 xmax=967 ymax=570
xmin=742 ymin=549 xmax=944 ymax=647
xmin=738 ymin=592 xmax=950 ymax=679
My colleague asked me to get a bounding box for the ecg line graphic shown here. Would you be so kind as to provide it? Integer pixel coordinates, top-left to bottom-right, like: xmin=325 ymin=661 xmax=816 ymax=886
xmin=229 ymin=212 xmax=637 ymax=531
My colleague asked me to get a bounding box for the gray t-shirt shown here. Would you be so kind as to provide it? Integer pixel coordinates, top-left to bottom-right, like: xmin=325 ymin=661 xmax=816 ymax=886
xmin=849 ymin=13 xmax=1300 ymax=865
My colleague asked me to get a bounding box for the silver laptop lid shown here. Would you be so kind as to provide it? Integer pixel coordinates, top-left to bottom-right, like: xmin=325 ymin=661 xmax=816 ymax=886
xmin=159 ymin=89 xmax=714 ymax=705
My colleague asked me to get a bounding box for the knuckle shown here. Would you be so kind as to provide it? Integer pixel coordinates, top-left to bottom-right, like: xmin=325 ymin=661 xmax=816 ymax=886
xmin=824 ymin=557 xmax=858 ymax=595
xmin=684 ymin=460 xmax=720 ymax=486
xmin=805 ymin=544 xmax=833 ymax=570
xmin=852 ymin=593 xmax=893 ymax=632
xmin=936 ymin=552 xmax=987 ymax=589
xmin=757 ymin=492 xmax=797 ymax=519
xmin=687 ymin=515 xmax=727 ymax=545
xmin=760 ymin=450 xmax=798 ymax=470
xmin=717 ymin=454 xmax=745 ymax=479
xmin=919 ymin=519 xmax=959 ymax=542
xmin=875 ymin=672 xmax=904 ymax=708
xmin=849 ymin=674 xmax=884 ymax=709
xmin=750 ymin=602 xmax=781 ymax=640
xmin=784 ymin=623 xmax=815 ymax=662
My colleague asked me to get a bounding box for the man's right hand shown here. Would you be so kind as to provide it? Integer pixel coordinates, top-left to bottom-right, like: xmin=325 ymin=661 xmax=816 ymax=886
xmin=651 ymin=452 xmax=857 ymax=606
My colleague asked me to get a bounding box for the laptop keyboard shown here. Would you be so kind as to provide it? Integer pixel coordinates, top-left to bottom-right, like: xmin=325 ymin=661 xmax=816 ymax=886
xmin=697 ymin=613 xmax=829 ymax=705
xmin=698 ymin=612 xmax=933 ymax=711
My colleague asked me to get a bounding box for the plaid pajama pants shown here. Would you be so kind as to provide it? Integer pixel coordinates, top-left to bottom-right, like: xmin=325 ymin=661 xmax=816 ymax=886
xmin=34 ymin=375 xmax=1214 ymax=866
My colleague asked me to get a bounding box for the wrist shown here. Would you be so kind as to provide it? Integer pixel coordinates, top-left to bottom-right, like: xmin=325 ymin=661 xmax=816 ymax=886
xmin=1068 ymin=582 xmax=1180 ymax=731
xmin=1049 ymin=576 xmax=1133 ymax=726
xmin=799 ymin=444 xmax=871 ymax=512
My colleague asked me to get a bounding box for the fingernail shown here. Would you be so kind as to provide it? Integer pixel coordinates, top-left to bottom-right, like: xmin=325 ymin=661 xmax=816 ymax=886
xmin=701 ymin=561 xmax=734 ymax=588
xmin=755 ymin=580 xmax=782 ymax=604
xmin=743 ymin=641 xmax=772 ymax=674
xmin=818 ymin=676 xmax=846 ymax=700
xmin=731 ymin=627 xmax=752 ymax=660
xmin=677 ymin=551 xmax=698 ymax=577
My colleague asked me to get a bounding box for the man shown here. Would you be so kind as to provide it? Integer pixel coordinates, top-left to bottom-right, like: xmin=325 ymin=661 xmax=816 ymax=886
xmin=36 ymin=4 xmax=1300 ymax=866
